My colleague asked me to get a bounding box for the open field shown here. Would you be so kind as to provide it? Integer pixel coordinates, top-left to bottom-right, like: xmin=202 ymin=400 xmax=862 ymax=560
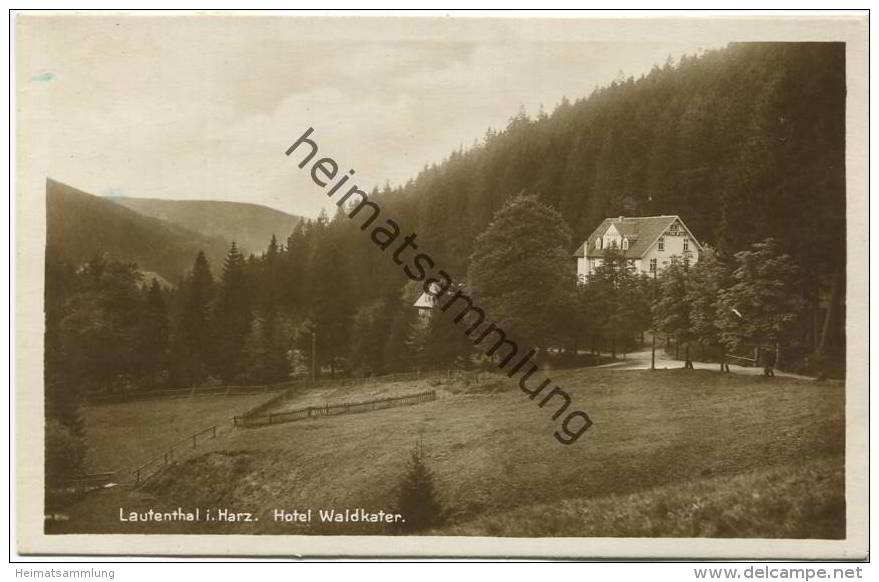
xmin=53 ymin=368 xmax=844 ymax=537
xmin=436 ymin=457 xmax=844 ymax=538
xmin=84 ymin=393 xmax=270 ymax=473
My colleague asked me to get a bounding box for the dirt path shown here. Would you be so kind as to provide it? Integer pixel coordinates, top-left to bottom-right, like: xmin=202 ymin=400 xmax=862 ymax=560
xmin=595 ymin=348 xmax=816 ymax=381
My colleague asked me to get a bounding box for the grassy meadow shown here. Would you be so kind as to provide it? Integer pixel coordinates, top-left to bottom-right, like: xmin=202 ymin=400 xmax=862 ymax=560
xmin=83 ymin=393 xmax=270 ymax=473
xmin=51 ymin=368 xmax=845 ymax=538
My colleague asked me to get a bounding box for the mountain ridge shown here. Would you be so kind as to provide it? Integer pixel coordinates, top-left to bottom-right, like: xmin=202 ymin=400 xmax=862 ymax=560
xmin=109 ymin=196 xmax=303 ymax=256
xmin=47 ymin=179 xmax=231 ymax=283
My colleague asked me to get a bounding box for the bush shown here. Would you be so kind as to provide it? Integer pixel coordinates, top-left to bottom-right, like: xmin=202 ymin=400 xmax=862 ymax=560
xmin=45 ymin=418 xmax=87 ymax=487
xmin=395 ymin=441 xmax=444 ymax=533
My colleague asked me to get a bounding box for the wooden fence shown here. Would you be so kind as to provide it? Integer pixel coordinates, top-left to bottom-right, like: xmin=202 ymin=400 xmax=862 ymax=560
xmin=725 ymin=345 xmax=778 ymax=368
xmin=233 ymin=389 xmax=437 ymax=428
xmin=56 ymin=470 xmax=124 ymax=491
xmin=724 ymin=354 xmax=757 ymax=366
xmin=79 ymin=369 xmax=457 ymax=486
xmin=236 ymin=369 xmax=458 ymax=419
xmin=131 ymin=425 xmax=218 ymax=486
xmin=53 ymin=425 xmax=219 ymax=491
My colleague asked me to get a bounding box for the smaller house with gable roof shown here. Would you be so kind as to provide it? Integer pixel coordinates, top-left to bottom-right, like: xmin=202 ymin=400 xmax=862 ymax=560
xmin=573 ymin=215 xmax=702 ymax=281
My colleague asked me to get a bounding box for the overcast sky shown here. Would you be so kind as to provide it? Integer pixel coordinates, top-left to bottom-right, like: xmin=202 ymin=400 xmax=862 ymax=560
xmin=19 ymin=15 xmax=730 ymax=218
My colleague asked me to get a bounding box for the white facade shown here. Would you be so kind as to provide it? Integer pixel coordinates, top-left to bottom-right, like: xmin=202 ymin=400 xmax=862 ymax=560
xmin=576 ymin=216 xmax=701 ymax=281
xmin=639 ymin=227 xmax=699 ymax=274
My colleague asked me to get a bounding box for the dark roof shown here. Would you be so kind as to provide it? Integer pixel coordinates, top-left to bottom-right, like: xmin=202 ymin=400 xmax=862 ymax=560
xmin=573 ymin=215 xmax=699 ymax=258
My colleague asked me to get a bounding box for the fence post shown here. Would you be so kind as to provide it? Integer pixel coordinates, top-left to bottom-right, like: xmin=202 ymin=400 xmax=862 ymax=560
xmin=212 ymin=425 xmax=217 ymax=439
xmin=193 ymin=435 xmax=197 ymax=449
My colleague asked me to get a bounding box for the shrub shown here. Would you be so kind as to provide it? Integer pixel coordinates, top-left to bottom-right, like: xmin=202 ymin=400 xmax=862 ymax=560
xmin=45 ymin=418 xmax=87 ymax=487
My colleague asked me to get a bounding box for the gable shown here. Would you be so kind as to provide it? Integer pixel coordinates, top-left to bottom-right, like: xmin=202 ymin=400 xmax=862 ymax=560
xmin=574 ymin=215 xmax=701 ymax=258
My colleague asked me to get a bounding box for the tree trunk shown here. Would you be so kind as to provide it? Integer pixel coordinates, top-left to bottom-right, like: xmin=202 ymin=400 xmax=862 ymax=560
xmin=817 ymin=268 xmax=841 ymax=357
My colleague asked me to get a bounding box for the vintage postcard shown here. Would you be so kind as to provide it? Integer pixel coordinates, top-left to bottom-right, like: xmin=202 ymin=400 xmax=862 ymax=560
xmin=14 ymin=11 xmax=869 ymax=559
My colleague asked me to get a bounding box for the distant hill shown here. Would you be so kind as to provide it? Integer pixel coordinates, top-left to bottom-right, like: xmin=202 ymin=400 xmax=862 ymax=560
xmin=109 ymin=197 xmax=302 ymax=256
xmin=47 ymin=179 xmax=230 ymax=283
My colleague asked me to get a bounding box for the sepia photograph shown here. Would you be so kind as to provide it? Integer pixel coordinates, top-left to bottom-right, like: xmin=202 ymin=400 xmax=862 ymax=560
xmin=13 ymin=10 xmax=869 ymax=559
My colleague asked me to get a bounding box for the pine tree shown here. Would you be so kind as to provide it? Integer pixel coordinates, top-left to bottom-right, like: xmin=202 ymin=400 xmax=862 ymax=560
xmin=348 ymin=299 xmax=387 ymax=375
xmin=134 ymin=278 xmax=170 ymax=386
xmin=243 ymin=309 xmax=290 ymax=384
xmin=214 ymin=242 xmax=252 ymax=383
xmin=395 ymin=440 xmax=444 ymax=533
xmin=282 ymin=222 xmax=309 ymax=314
xmin=308 ymin=221 xmax=354 ymax=377
xmin=59 ymin=255 xmax=142 ymax=393
xmin=423 ymin=301 xmax=473 ymax=370
xmin=381 ymin=284 xmax=418 ymax=374
xmin=259 ymin=234 xmax=284 ymax=312
xmin=171 ymin=251 xmax=214 ymax=385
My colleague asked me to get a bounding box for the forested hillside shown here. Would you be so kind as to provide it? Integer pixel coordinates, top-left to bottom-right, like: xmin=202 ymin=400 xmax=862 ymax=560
xmin=47 ymin=179 xmax=229 ymax=283
xmin=110 ymin=197 xmax=302 ymax=256
xmin=306 ymin=41 xmax=845 ymax=362
xmin=45 ymin=42 xmax=847 ymax=407
xmin=374 ymin=42 xmax=844 ymax=282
